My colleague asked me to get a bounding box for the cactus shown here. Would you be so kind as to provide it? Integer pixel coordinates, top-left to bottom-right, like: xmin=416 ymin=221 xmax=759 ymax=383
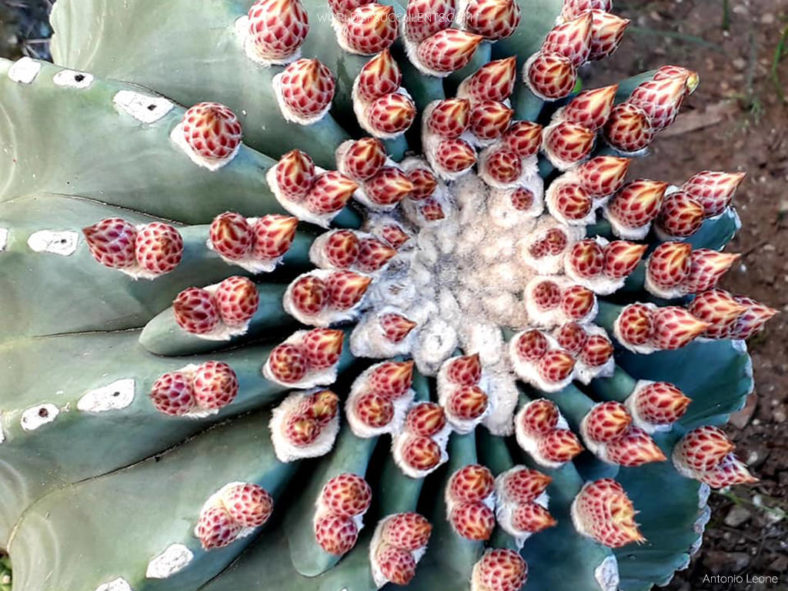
xmin=0 ymin=0 xmax=776 ymax=590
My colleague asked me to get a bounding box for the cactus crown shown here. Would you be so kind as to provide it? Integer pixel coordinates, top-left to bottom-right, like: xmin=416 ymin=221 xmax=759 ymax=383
xmin=0 ymin=0 xmax=775 ymax=590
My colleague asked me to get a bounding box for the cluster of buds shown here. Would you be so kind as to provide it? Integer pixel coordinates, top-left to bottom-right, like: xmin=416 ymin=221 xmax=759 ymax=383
xmin=509 ymin=329 xmax=577 ymax=392
xmin=329 ymin=0 xmax=399 ymax=55
xmin=346 ymin=361 xmax=416 ymax=437
xmin=284 ymin=270 xmax=372 ymax=326
xmin=83 ymin=218 xmax=183 ymax=279
xmin=195 ymin=483 xmax=274 ymax=549
xmin=673 ymin=426 xmax=758 ymax=488
xmin=525 ymin=8 xmax=628 ymax=101
xmin=446 ymin=464 xmax=497 ymax=542
xmin=173 ymin=276 xmax=259 ymax=338
xmin=397 ymin=158 xmax=454 ymax=225
xmin=645 ymin=242 xmax=739 ymax=299
xmin=571 ymin=478 xmax=644 ymax=547
xmin=336 ymin=138 xmax=414 ymax=209
xmin=605 ymin=65 xmax=698 ymax=153
xmin=689 ymin=289 xmax=777 ymax=341
xmin=515 ymin=399 xmax=584 ymax=466
xmin=353 ymin=53 xmax=416 ymax=139
xmin=523 ymin=277 xmax=598 ymax=328
xmin=370 ymin=512 xmax=432 ymax=586
xmin=613 ymin=303 xmax=709 ymax=353
xmin=422 ymin=98 xmax=479 ymax=179
xmin=311 ymin=228 xmax=398 ymax=274
xmin=177 ymin=102 xmax=243 ymax=170
xmin=520 ymin=225 xmax=573 ymax=274
xmin=267 ymin=150 xmax=358 ymax=227
xmin=208 ymin=212 xmax=299 ymax=272
xmin=494 ymin=467 xmax=555 ymax=545
xmin=275 ymin=57 xmax=336 ymax=124
xmin=625 ymin=381 xmax=692 ymax=433
xmin=314 ymin=473 xmax=372 ymax=556
xmin=150 ymin=361 xmax=239 ymax=416
xmin=269 ymin=389 xmax=341 ymax=461
xmin=264 ymin=328 xmax=345 ymax=387
xmin=437 ymin=354 xmax=491 ymax=432
xmin=393 ymin=402 xmax=451 ymax=477
xmin=580 ymin=401 xmax=666 ymax=467
xmin=564 ymin=237 xmax=646 ymax=295
xmin=471 ymin=548 xmax=528 ymax=591
xmin=244 ymin=0 xmax=309 ymax=64
xmin=554 ymin=322 xmax=615 ymax=383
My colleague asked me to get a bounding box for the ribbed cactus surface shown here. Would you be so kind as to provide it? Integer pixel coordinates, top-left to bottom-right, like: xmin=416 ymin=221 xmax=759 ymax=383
xmin=0 ymin=0 xmax=776 ymax=590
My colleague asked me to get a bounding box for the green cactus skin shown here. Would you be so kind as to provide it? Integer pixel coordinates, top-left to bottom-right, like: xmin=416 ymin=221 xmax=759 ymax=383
xmin=0 ymin=0 xmax=769 ymax=589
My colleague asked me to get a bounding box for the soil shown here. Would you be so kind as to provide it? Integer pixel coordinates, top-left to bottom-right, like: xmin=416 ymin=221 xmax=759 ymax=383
xmin=0 ymin=0 xmax=786 ymax=590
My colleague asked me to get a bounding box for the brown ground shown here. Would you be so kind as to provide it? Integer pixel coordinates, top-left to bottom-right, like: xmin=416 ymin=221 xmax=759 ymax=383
xmin=0 ymin=0 xmax=786 ymax=589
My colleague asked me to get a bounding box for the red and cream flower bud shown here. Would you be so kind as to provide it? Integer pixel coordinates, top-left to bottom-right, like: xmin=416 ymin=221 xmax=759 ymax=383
xmin=279 ymin=58 xmax=336 ymax=119
xmin=267 ymin=342 xmax=309 ymax=383
xmin=685 ymin=249 xmax=740 ymax=294
xmin=253 ymin=215 xmax=299 ymax=259
xmin=514 ymin=329 xmax=549 ymax=362
xmin=511 ymin=187 xmax=536 ymax=211
xmin=499 ymin=467 xmax=552 ymax=503
xmin=448 ymin=385 xmax=489 ymax=420
xmin=543 ymin=12 xmax=593 ymax=67
xmin=420 ymin=199 xmax=447 ymax=222
xmin=681 ymin=171 xmax=746 ymax=217
xmin=537 ymin=350 xmax=575 ymax=384
xmin=380 ymin=313 xmax=418 ymax=343
xmin=571 ymin=478 xmax=644 ymax=548
xmin=628 ymin=76 xmax=688 ymax=131
xmin=537 ymin=428 xmax=584 ymax=463
xmin=464 ymin=0 xmax=521 ymax=41
xmin=315 ymin=515 xmax=359 ymax=555
xmin=196 ymin=505 xmax=242 ymax=550
xmin=356 ymin=50 xmax=402 ymax=103
xmin=302 ymin=328 xmax=345 ymax=369
xmin=369 ymin=360 xmax=415 ymax=399
xmin=303 ymin=390 xmax=341 ymax=425
xmin=343 ymin=4 xmax=399 ymax=55
xmin=326 ymin=270 xmax=372 ymax=310
xmin=342 ymin=137 xmax=387 ymax=180
xmin=502 ymin=121 xmax=543 ymax=158
xmin=673 ymin=425 xmax=735 ymax=472
xmin=483 ymin=148 xmax=523 ymax=184
xmin=543 ymin=121 xmax=595 ymax=168
xmin=417 ymin=29 xmax=483 ymax=74
xmin=584 ymin=401 xmax=631 ymax=443
xmin=561 ymin=0 xmax=611 ymax=20
xmin=275 ymin=149 xmax=316 ymax=201
xmin=577 ymin=156 xmax=631 ymax=197
xmin=215 ymin=276 xmax=259 ymax=326
xmin=563 ymin=84 xmax=618 ymax=130
xmin=407 ymin=167 xmax=438 ymax=200
xmin=321 ymin=473 xmax=373 ymax=517
xmin=472 ymin=548 xmax=528 ymax=591
xmin=464 ymin=57 xmax=517 ymax=103
xmin=655 ymin=191 xmax=705 ymax=238
xmin=83 ymin=218 xmax=138 ymax=269
xmin=368 ymin=93 xmax=417 ymax=135
xmin=222 ymin=483 xmax=274 ymax=527
xmin=646 ymin=241 xmax=692 ymax=292
xmin=728 ymin=297 xmax=778 ymax=340
xmin=526 ymin=52 xmax=577 ymax=100
xmin=531 ymin=279 xmax=562 ymax=311
xmin=651 ymin=306 xmax=709 ymax=350
xmin=580 ymin=334 xmax=614 ymax=367
xmin=616 ymin=304 xmax=655 ymax=347
xmin=381 ymin=512 xmax=433 ymax=550
xmin=449 ymin=502 xmax=495 ymax=540
xmin=210 ymin=213 xmax=253 ymax=260
xmin=134 ymin=222 xmax=183 ymax=275
xmin=427 ymin=98 xmax=472 ymax=138
xmin=470 ymin=101 xmax=514 ymax=141
xmin=150 ymin=372 xmax=196 ymax=416
xmin=247 ymin=0 xmax=309 ymax=61
xmin=435 ymin=139 xmax=477 ymax=173
xmin=605 ymin=427 xmax=667 ymax=467
xmin=606 ymin=179 xmax=668 ymax=232
xmin=561 ymin=284 xmax=596 ymax=321
xmin=406 ymin=402 xmax=448 ymax=436
xmin=306 ymin=172 xmax=359 ymax=214
xmin=654 ymin=65 xmax=700 ymax=95
xmin=604 ymin=102 xmax=654 ymax=154
xmin=698 ymin=454 xmax=759 ymax=489
xmin=376 ymin=544 xmax=417 ymax=584
xmin=632 ymin=382 xmax=691 ymax=427
xmin=289 ymin=275 xmax=329 ymax=316
xmin=181 ymin=102 xmax=243 ymax=162
xmin=448 ymin=464 xmax=495 ymax=502
xmin=603 ymin=241 xmax=647 ymax=279
xmin=446 ymin=353 xmax=483 ymax=385
xmin=193 ymin=361 xmax=239 ymax=409
xmin=588 ymin=10 xmax=629 ymax=61
xmin=328 ymin=0 xmax=370 ymax=18
xmin=512 ymin=503 xmax=557 ymax=533
xmin=556 ymin=322 xmax=588 ymax=355
xmin=173 ymin=287 xmax=220 ymax=334
xmin=324 ymin=230 xmax=361 ymax=269
xmin=519 ymin=399 xmax=559 ymax=435
xmin=356 ymin=238 xmax=397 ymax=272
xmin=688 ymin=289 xmax=748 ymax=339
xmin=379 ymin=223 xmax=411 ymax=249
xmin=354 ymin=391 xmax=395 ymax=427
xmin=552 ymin=183 xmax=594 ymax=221
xmin=365 ymin=167 xmax=415 ymax=207
xmin=405 ymin=0 xmax=455 ymax=43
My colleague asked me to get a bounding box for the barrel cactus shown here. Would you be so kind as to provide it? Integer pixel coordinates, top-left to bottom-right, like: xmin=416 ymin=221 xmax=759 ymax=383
xmin=0 ymin=0 xmax=776 ymax=589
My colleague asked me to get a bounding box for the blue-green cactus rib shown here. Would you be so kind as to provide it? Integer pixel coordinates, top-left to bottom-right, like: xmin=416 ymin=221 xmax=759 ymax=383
xmin=286 ymin=425 xmax=378 ymax=577
xmin=492 ymin=0 xmax=563 ymax=66
xmin=138 ymin=282 xmax=292 ymax=356
xmin=49 ymin=0 xmax=351 ymax=168
xmin=7 ymin=409 xmax=298 ymax=591
xmin=0 ymin=194 xmax=313 ymax=339
xmin=0 ymin=330 xmax=337 ymax=547
xmin=590 ymin=366 xmax=639 ymax=403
